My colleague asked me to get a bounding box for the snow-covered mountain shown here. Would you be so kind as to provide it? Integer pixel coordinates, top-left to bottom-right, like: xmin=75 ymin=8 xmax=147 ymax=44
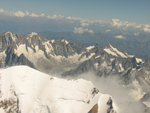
xmin=62 ymin=44 xmax=143 ymax=77
xmin=0 ymin=31 xmax=97 ymax=73
xmin=0 ymin=31 xmax=143 ymax=76
xmin=1 ymin=31 xmax=150 ymax=112
xmin=0 ymin=31 xmax=148 ymax=86
xmin=0 ymin=66 xmax=118 ymax=113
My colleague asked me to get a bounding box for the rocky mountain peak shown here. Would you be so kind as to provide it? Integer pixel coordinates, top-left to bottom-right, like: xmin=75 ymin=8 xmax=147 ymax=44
xmin=28 ymin=32 xmax=38 ymax=37
xmin=103 ymin=44 xmax=113 ymax=49
xmin=0 ymin=31 xmax=19 ymax=51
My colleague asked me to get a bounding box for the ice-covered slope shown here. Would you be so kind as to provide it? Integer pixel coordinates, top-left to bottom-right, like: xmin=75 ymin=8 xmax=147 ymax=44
xmin=0 ymin=66 xmax=118 ymax=113
xmin=104 ymin=44 xmax=128 ymax=58
xmin=103 ymin=44 xmax=144 ymax=63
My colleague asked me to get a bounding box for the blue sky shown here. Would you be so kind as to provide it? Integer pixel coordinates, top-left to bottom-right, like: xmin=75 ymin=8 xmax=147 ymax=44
xmin=0 ymin=0 xmax=150 ymax=24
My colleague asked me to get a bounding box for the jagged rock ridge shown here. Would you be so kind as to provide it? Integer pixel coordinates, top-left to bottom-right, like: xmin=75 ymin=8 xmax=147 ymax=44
xmin=0 ymin=31 xmax=144 ymax=76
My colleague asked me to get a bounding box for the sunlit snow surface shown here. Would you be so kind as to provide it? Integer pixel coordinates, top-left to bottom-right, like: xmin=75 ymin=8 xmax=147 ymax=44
xmin=0 ymin=66 xmax=118 ymax=113
xmin=29 ymin=32 xmax=38 ymax=37
xmin=104 ymin=44 xmax=127 ymax=58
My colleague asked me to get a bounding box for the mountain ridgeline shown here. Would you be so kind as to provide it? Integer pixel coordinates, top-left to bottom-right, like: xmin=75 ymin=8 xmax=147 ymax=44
xmin=0 ymin=31 xmax=150 ymax=86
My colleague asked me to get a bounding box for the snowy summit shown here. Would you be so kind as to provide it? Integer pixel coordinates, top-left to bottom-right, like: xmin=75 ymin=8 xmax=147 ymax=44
xmin=0 ymin=66 xmax=118 ymax=113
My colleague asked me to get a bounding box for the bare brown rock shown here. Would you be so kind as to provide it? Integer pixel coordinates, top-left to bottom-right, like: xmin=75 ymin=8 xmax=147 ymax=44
xmin=89 ymin=104 xmax=98 ymax=113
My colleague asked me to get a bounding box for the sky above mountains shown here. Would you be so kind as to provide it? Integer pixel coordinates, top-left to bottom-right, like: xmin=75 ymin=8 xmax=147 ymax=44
xmin=0 ymin=0 xmax=150 ymax=24
xmin=0 ymin=0 xmax=150 ymax=35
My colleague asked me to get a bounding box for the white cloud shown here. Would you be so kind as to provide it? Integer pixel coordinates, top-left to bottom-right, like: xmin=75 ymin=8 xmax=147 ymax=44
xmin=143 ymin=27 xmax=150 ymax=33
xmin=0 ymin=9 xmax=150 ymax=34
xmin=58 ymin=15 xmax=64 ymax=19
xmin=0 ymin=9 xmax=29 ymax=17
xmin=94 ymin=20 xmax=108 ymax=25
xmin=80 ymin=19 xmax=94 ymax=27
xmin=114 ymin=35 xmax=126 ymax=39
xmin=88 ymin=30 xmax=94 ymax=33
xmin=47 ymin=14 xmax=58 ymax=19
xmin=111 ymin=19 xmax=129 ymax=29
xmin=110 ymin=19 xmax=141 ymax=30
xmin=110 ymin=19 xmax=150 ymax=33
xmin=81 ymin=22 xmax=89 ymax=27
xmin=47 ymin=14 xmax=64 ymax=20
xmin=105 ymin=29 xmax=111 ymax=33
xmin=25 ymin=11 xmax=29 ymax=15
xmin=14 ymin=11 xmax=29 ymax=17
xmin=0 ymin=9 xmax=62 ymax=20
xmin=134 ymin=24 xmax=142 ymax=28
xmin=0 ymin=9 xmax=4 ymax=13
xmin=40 ymin=13 xmax=45 ymax=17
xmin=134 ymin=32 xmax=139 ymax=36
xmin=67 ymin=16 xmax=83 ymax=21
xmin=30 ymin=13 xmax=39 ymax=17
xmin=73 ymin=27 xmax=94 ymax=34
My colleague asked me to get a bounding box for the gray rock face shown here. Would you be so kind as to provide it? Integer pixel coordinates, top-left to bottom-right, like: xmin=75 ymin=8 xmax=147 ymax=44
xmin=134 ymin=59 xmax=150 ymax=86
xmin=140 ymin=93 xmax=150 ymax=102
xmin=4 ymin=46 xmax=34 ymax=68
xmin=0 ymin=32 xmax=89 ymax=73
xmin=51 ymin=37 xmax=88 ymax=58
xmin=0 ymin=32 xmax=44 ymax=69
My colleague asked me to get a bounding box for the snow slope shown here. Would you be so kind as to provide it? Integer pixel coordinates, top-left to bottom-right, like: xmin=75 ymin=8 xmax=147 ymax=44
xmin=0 ymin=66 xmax=118 ymax=113
xmin=104 ymin=44 xmax=135 ymax=59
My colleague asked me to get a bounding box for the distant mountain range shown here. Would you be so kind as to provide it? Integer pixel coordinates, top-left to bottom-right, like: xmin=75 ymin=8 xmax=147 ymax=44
xmin=0 ymin=31 xmax=150 ymax=85
xmin=39 ymin=31 xmax=150 ymax=59
xmin=0 ymin=31 xmax=143 ymax=76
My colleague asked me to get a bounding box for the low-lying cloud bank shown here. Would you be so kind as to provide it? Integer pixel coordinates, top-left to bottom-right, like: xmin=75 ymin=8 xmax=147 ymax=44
xmin=114 ymin=35 xmax=126 ymax=39
xmin=0 ymin=9 xmax=64 ymax=19
xmin=73 ymin=27 xmax=94 ymax=34
xmin=0 ymin=8 xmax=150 ymax=33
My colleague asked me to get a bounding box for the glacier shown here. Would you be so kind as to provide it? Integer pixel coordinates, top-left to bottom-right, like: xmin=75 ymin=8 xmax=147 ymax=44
xmin=0 ymin=66 xmax=118 ymax=113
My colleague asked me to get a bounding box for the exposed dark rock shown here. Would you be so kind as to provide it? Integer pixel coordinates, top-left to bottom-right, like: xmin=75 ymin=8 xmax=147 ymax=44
xmin=140 ymin=93 xmax=150 ymax=102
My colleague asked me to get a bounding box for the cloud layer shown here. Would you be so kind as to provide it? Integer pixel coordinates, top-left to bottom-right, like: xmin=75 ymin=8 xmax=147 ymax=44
xmin=0 ymin=8 xmax=64 ymax=19
xmin=73 ymin=27 xmax=94 ymax=34
xmin=110 ymin=19 xmax=150 ymax=33
xmin=0 ymin=9 xmax=30 ymax=17
xmin=114 ymin=35 xmax=126 ymax=39
xmin=0 ymin=8 xmax=150 ymax=33
xmin=105 ymin=29 xmax=111 ymax=33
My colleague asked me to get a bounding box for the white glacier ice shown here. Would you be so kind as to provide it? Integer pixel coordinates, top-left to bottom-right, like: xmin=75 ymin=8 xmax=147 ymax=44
xmin=0 ymin=66 xmax=118 ymax=113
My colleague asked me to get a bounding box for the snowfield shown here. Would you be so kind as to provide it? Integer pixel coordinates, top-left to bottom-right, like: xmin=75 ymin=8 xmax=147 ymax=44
xmin=0 ymin=66 xmax=118 ymax=113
